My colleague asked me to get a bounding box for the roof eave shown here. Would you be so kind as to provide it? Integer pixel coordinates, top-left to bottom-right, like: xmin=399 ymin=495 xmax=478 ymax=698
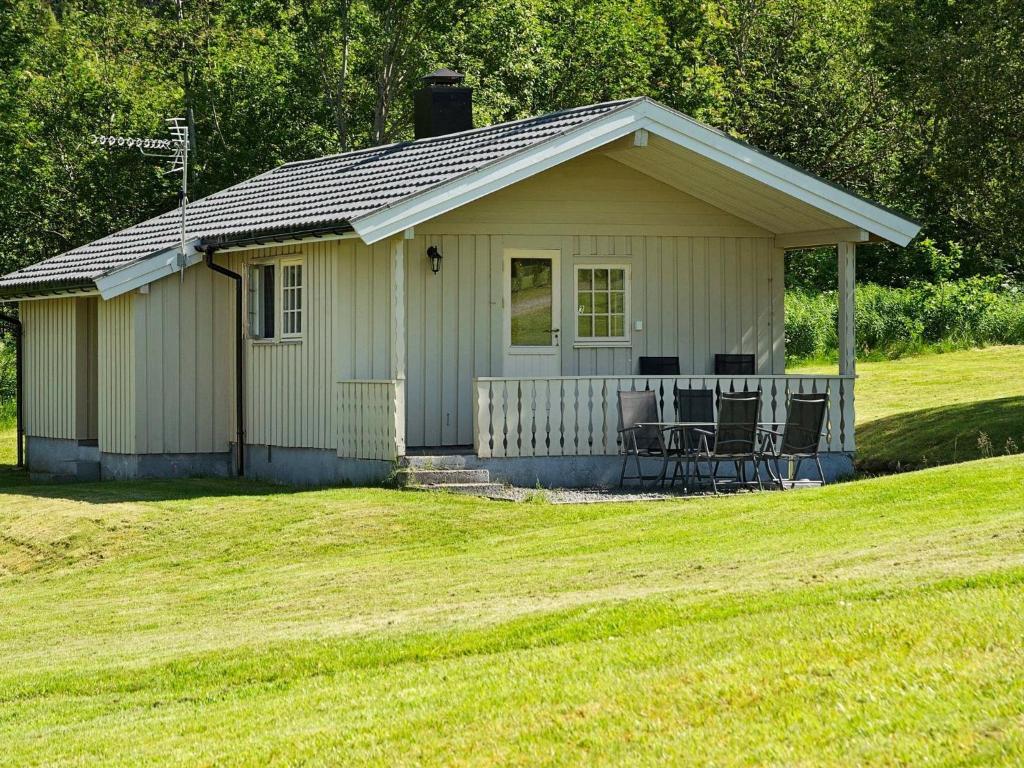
xmin=0 ymin=279 xmax=97 ymax=302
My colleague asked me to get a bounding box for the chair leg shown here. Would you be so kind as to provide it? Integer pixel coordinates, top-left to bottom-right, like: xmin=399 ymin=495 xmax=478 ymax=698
xmin=619 ymin=453 xmax=629 ymax=487
xmin=634 ymin=451 xmax=646 ymax=490
xmin=815 ymin=455 xmax=826 ymax=485
xmin=772 ymin=456 xmax=786 ymax=490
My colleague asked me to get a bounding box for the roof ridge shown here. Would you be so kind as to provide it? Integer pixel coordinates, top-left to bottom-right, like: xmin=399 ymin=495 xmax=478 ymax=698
xmin=277 ymin=98 xmax=641 ymax=170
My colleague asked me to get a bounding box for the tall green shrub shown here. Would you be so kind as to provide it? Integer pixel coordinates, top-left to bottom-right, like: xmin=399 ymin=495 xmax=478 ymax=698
xmin=786 ymin=280 xmax=1024 ymax=362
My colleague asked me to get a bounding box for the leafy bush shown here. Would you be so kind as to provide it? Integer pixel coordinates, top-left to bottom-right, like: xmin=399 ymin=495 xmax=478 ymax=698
xmin=787 ymin=279 xmax=1024 ymax=362
xmin=0 ymin=341 xmax=13 ymax=401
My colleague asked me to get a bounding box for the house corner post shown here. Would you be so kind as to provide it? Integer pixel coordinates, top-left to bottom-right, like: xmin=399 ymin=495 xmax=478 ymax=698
xmin=837 ymin=241 xmax=856 ymax=377
xmin=391 ymin=235 xmax=407 ymax=457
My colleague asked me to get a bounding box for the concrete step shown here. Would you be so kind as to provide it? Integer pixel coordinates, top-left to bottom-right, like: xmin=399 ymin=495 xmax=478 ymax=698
xmin=399 ymin=454 xmax=480 ymax=470
xmin=412 ymin=482 xmax=513 ymax=499
xmin=394 ymin=467 xmax=490 ymax=487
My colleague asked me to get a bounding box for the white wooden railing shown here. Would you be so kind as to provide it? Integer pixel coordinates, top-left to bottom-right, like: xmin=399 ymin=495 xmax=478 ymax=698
xmin=336 ymin=379 xmax=406 ymax=460
xmin=474 ymin=375 xmax=855 ymax=458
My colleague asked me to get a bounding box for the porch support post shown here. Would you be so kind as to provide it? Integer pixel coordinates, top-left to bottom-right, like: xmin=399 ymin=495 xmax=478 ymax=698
xmin=837 ymin=241 xmax=856 ymax=376
xmin=391 ymin=235 xmax=407 ymax=456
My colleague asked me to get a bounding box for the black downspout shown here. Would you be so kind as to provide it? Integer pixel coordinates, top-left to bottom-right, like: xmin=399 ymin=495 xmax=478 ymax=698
xmin=203 ymin=248 xmax=245 ymax=477
xmin=0 ymin=314 xmax=24 ymax=468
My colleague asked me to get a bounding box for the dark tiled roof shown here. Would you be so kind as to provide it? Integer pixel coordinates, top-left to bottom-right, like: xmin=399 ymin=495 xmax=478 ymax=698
xmin=0 ymin=99 xmax=636 ymax=293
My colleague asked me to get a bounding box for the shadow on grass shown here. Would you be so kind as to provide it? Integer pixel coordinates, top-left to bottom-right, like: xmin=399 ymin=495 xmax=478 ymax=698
xmin=0 ymin=461 xmax=323 ymax=506
xmin=857 ymin=395 xmax=1024 ymax=471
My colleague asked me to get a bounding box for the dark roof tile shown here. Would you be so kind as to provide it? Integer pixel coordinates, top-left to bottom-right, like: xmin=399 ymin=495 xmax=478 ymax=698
xmin=0 ymin=99 xmax=634 ymax=291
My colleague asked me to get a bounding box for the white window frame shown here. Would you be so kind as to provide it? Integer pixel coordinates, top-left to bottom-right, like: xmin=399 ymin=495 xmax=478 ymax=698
xmin=503 ymin=248 xmax=561 ymax=356
xmin=279 ymin=257 xmax=304 ymax=340
xmin=246 ymin=254 xmax=304 ymax=343
xmin=574 ymin=263 xmax=631 ymax=346
xmin=247 ymin=262 xmax=276 ymax=341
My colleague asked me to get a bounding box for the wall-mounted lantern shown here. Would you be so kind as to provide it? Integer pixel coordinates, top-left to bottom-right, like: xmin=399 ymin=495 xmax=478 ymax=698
xmin=427 ymin=245 xmax=442 ymax=274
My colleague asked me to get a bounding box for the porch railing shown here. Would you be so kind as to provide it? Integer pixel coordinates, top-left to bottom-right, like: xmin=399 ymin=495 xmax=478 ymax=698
xmin=473 ymin=375 xmax=855 ymax=458
xmin=336 ymin=379 xmax=406 ymax=461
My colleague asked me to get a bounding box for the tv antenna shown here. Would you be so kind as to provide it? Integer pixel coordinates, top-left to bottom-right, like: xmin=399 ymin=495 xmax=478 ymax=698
xmin=92 ymin=117 xmax=191 ymax=276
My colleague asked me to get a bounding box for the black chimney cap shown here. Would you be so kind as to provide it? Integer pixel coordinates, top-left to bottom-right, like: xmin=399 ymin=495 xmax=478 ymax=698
xmin=421 ymin=68 xmax=465 ymax=86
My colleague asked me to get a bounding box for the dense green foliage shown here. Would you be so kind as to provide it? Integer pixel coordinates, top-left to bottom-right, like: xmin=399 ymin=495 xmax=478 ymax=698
xmin=786 ymin=279 xmax=1024 ymax=361
xmin=0 ymin=0 xmax=1021 ymax=281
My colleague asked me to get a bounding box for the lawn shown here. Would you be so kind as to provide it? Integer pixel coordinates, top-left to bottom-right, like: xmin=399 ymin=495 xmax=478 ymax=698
xmin=793 ymin=345 xmax=1024 ymax=468
xmin=1 ymin=348 xmax=1023 ymax=765
xmin=1 ymin=434 xmax=1024 ymax=763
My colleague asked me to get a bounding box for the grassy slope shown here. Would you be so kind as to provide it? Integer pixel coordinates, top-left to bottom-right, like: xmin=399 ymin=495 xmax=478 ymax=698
xmin=1 ymin=349 xmax=1023 ymax=764
xmin=1 ymin=439 xmax=1024 ymax=763
xmin=794 ymin=345 xmax=1024 ymax=467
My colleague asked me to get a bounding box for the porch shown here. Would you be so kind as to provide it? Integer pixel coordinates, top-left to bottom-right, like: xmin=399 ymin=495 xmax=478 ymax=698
xmin=332 ymin=235 xmax=860 ymax=484
xmin=473 ymin=373 xmax=854 ymax=458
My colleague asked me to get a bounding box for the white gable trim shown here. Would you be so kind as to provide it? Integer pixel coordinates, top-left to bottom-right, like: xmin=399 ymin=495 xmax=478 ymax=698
xmin=634 ymin=101 xmax=919 ymax=245
xmin=95 ymin=239 xmax=203 ymax=299
xmin=352 ymin=98 xmax=920 ymax=247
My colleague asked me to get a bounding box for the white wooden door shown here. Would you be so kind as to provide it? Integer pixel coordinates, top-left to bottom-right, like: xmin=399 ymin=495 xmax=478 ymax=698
xmin=503 ymin=249 xmax=561 ymax=377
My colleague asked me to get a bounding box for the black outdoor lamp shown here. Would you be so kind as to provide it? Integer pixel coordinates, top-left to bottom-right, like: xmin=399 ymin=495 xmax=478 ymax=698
xmin=427 ymin=245 xmax=442 ymax=274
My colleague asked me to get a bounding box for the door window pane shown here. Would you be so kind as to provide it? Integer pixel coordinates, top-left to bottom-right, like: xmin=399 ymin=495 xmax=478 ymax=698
xmin=510 ymin=257 xmax=553 ymax=346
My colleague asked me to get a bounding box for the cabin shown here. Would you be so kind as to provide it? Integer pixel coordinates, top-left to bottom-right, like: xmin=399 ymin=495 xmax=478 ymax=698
xmin=0 ymin=72 xmax=920 ymax=486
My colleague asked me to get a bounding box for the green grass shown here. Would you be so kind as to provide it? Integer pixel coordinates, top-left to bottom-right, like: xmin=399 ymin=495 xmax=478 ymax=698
xmin=793 ymin=345 xmax=1024 ymax=468
xmin=2 ymin=349 xmax=1024 ymax=764
xmin=2 ymin=436 xmax=1024 ymax=763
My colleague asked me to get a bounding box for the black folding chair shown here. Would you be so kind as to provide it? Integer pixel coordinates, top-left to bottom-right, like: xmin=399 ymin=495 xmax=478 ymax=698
xmin=666 ymin=388 xmax=714 ymax=490
xmin=638 ymin=356 xmax=681 ymax=375
xmin=714 ymin=353 xmax=755 ymax=375
xmin=692 ymin=390 xmax=762 ymax=493
xmin=618 ymin=390 xmax=668 ymax=488
xmin=758 ymin=393 xmax=828 ymax=489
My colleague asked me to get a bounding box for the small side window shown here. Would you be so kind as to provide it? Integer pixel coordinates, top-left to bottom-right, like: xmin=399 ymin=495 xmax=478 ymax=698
xmin=248 ymin=264 xmax=275 ymax=339
xmin=280 ymin=261 xmax=303 ymax=338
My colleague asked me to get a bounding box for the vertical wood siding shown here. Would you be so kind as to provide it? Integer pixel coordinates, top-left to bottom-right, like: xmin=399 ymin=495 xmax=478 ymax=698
xmin=21 ymin=298 xmax=79 ymax=439
xmin=402 ymin=232 xmax=783 ymax=447
xmin=230 ymin=239 xmax=391 ymax=449
xmin=132 ymin=265 xmax=234 ymax=454
xmin=97 ymin=294 xmax=136 ymax=453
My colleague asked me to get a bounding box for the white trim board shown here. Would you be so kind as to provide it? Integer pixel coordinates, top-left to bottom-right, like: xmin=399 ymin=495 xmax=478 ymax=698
xmin=352 ymin=98 xmax=920 ymax=247
xmin=95 ymin=239 xmax=204 ymax=300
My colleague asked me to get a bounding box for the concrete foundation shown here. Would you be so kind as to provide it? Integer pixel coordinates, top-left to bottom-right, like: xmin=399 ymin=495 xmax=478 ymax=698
xmin=26 ymin=435 xmax=853 ymax=489
xmin=100 ymin=451 xmax=233 ymax=481
xmin=405 ymin=451 xmax=855 ymax=489
xmin=26 ymin=436 xmax=100 ymax=482
xmin=244 ymin=443 xmax=393 ymax=486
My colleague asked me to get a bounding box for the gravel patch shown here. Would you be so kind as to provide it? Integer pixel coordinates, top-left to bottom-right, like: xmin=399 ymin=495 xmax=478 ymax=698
xmin=492 ymin=486 xmax=697 ymax=504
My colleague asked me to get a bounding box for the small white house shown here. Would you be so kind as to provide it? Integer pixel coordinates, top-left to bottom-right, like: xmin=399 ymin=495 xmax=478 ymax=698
xmin=0 ymin=75 xmax=920 ymax=485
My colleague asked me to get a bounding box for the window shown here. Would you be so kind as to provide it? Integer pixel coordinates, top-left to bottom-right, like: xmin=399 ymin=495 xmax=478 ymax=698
xmin=576 ymin=265 xmax=629 ymax=342
xmin=510 ymin=256 xmax=555 ymax=347
xmin=247 ymin=257 xmax=304 ymax=341
xmin=248 ymin=264 xmax=275 ymax=339
xmin=280 ymin=260 xmax=303 ymax=337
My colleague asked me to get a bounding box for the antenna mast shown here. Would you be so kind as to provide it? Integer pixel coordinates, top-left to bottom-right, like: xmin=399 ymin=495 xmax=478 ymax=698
xmin=92 ymin=117 xmax=192 ymax=276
